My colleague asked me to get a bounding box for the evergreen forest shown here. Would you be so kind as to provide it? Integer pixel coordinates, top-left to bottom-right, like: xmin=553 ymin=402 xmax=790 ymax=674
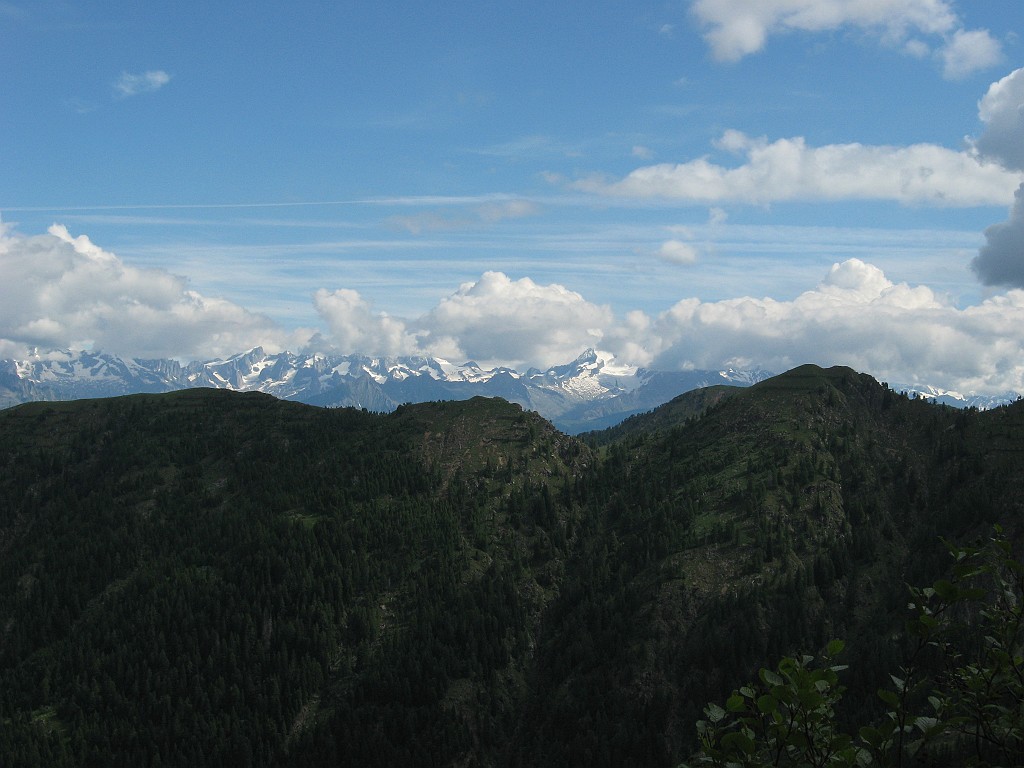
xmin=0 ymin=364 xmax=1021 ymax=766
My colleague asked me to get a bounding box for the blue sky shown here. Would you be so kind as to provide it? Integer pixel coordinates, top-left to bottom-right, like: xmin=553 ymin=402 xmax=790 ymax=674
xmin=2 ymin=1 xmax=1024 ymax=393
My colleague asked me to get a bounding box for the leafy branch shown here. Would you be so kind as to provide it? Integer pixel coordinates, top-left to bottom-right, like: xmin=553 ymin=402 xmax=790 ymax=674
xmin=682 ymin=528 xmax=1024 ymax=768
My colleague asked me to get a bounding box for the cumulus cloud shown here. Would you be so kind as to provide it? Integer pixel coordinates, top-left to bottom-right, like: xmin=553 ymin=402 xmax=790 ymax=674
xmin=0 ymin=224 xmax=285 ymax=360
xmin=970 ymin=70 xmax=1024 ymax=289
xmin=939 ymin=28 xmax=1003 ymax=80
xmin=114 ymin=70 xmax=171 ymax=98
xmin=10 ymin=224 xmax=1024 ymax=395
xmin=417 ymin=272 xmax=613 ymax=370
xmin=312 ymin=288 xmax=418 ymax=356
xmin=308 ymin=272 xmax=615 ymax=370
xmin=657 ymin=239 xmax=699 ymax=265
xmin=637 ymin=258 xmax=1024 ymax=393
xmin=577 ymin=129 xmax=1019 ymax=206
xmin=689 ymin=0 xmax=1000 ymax=78
xmin=691 ymin=0 xmax=958 ymax=59
xmin=974 ymin=67 xmax=1024 ymax=172
xmin=972 ymin=184 xmax=1024 ymax=289
xmin=304 ymin=259 xmax=1024 ymax=393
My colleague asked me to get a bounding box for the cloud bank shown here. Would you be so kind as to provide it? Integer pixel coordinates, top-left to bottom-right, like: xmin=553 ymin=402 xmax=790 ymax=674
xmin=5 ymin=224 xmax=1024 ymax=394
xmin=288 ymin=260 xmax=1024 ymax=394
xmin=0 ymin=224 xmax=288 ymax=360
xmin=689 ymin=0 xmax=1001 ymax=78
xmin=645 ymin=259 xmax=1024 ymax=393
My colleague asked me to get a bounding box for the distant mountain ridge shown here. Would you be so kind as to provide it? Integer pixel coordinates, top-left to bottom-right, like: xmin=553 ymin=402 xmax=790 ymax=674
xmin=0 ymin=347 xmax=773 ymax=432
xmin=0 ymin=347 xmax=1015 ymax=431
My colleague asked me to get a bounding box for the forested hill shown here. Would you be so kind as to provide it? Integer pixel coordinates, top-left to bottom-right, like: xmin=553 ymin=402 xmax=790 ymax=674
xmin=1 ymin=366 xmax=1022 ymax=767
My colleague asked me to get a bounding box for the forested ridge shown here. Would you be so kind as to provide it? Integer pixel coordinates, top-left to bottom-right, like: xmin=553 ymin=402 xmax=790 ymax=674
xmin=0 ymin=365 xmax=1021 ymax=766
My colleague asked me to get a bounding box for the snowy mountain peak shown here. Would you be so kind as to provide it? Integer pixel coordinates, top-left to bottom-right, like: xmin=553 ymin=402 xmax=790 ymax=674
xmin=3 ymin=347 xmax=1016 ymax=433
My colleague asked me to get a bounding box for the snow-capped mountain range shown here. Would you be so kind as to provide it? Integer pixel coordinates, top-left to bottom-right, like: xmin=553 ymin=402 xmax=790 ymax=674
xmin=0 ymin=348 xmax=1016 ymax=433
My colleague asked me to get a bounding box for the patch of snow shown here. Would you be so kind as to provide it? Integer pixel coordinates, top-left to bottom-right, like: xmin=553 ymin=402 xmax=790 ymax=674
xmin=361 ymin=366 xmax=387 ymax=384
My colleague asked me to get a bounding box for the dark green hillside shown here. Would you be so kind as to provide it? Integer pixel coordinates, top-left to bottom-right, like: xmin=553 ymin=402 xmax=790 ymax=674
xmin=0 ymin=369 xmax=1022 ymax=767
xmin=581 ymin=383 xmax=739 ymax=447
xmin=507 ymin=365 xmax=1023 ymax=766
xmin=0 ymin=391 xmax=589 ymax=767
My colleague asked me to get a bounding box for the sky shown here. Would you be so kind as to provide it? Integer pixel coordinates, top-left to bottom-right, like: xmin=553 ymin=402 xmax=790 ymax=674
xmin=2 ymin=1 xmax=1024 ymax=394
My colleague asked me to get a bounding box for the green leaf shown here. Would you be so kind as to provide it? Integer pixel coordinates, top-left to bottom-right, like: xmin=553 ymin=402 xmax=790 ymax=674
xmin=757 ymin=694 xmax=778 ymax=714
xmin=931 ymin=578 xmax=957 ymax=601
xmin=913 ymin=715 xmax=942 ymax=736
xmin=878 ymin=689 xmax=900 ymax=709
xmin=797 ymin=688 xmax=823 ymax=709
xmin=826 ymin=638 xmax=845 ymax=656
xmin=859 ymin=726 xmax=882 ymax=748
xmin=720 ymin=731 xmax=756 ymax=756
xmin=707 ymin=703 xmax=726 ymax=723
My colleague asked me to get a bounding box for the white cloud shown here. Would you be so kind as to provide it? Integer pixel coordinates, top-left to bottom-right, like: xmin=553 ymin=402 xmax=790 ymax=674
xmin=974 ymin=67 xmax=1024 ymax=172
xmin=689 ymin=0 xmax=1000 ymax=78
xmin=0 ymin=224 xmax=286 ymax=360
xmin=639 ymin=258 xmax=1024 ymax=392
xmin=308 ymin=272 xmax=615 ymax=370
xmin=416 ymin=272 xmax=613 ymax=370
xmin=9 ymin=225 xmax=1024 ymax=395
xmin=939 ymin=28 xmax=1003 ymax=80
xmin=971 ymin=71 xmax=1024 ymax=289
xmin=312 ymin=288 xmax=418 ymax=356
xmin=690 ymin=0 xmax=955 ymax=60
xmin=577 ymin=129 xmax=1019 ymax=206
xmin=657 ymin=239 xmax=699 ymax=264
xmin=632 ymin=145 xmax=654 ymax=160
xmin=114 ymin=70 xmax=171 ymax=98
xmin=973 ymin=183 xmax=1024 ymax=289
xmin=307 ymin=260 xmax=1024 ymax=394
